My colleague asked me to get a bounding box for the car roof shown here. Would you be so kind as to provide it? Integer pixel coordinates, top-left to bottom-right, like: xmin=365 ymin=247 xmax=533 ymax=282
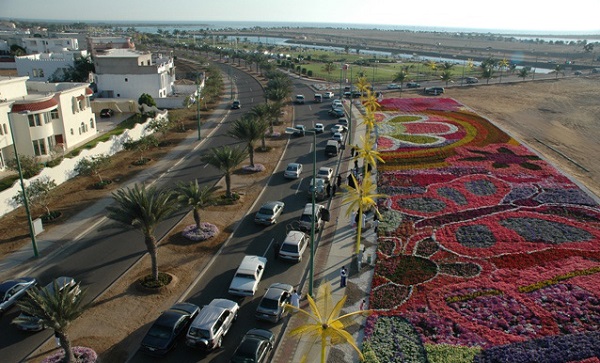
xmin=261 ymin=201 xmax=283 ymax=209
xmin=264 ymin=283 xmax=293 ymax=300
xmin=237 ymin=256 xmax=267 ymax=274
xmin=190 ymin=299 xmax=237 ymax=329
xmin=287 ymin=162 xmax=301 ymax=167
xmin=303 ymin=203 xmax=324 ymax=214
xmin=284 ymin=230 xmax=306 ymax=243
xmin=155 ymin=309 xmax=188 ymax=328
xmin=318 ymin=167 xmax=332 ymax=172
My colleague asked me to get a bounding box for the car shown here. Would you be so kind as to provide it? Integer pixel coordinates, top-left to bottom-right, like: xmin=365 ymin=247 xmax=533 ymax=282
xmin=406 ymin=81 xmax=421 ymax=88
xmin=13 ymin=277 xmax=81 ymax=332
xmin=278 ymin=230 xmax=309 ymax=262
xmin=351 ymin=91 xmax=363 ymax=98
xmin=331 ymin=124 xmax=347 ymax=134
xmin=323 ymin=91 xmax=335 ymax=99
xmin=343 ymin=91 xmax=352 ymax=98
xmin=230 ymin=328 xmax=274 ymax=363
xmin=139 ymin=302 xmax=200 ymax=356
xmin=314 ymin=93 xmax=322 ymax=102
xmin=231 ymin=100 xmax=241 ymax=109
xmin=325 ymin=140 xmax=340 ymax=157
xmin=308 ymin=178 xmax=330 ymax=201
xmin=0 ymin=277 xmax=37 ymax=315
xmin=100 ymin=108 xmax=114 ymax=118
xmin=387 ymin=83 xmax=401 ymax=89
xmin=295 ymin=94 xmax=305 ymax=104
xmin=298 ymin=203 xmax=330 ymax=232
xmin=314 ymin=123 xmax=324 ymax=133
xmin=317 ymin=167 xmax=334 ymax=183
xmin=255 ymin=283 xmax=293 ymax=322
xmin=331 ymin=132 xmax=344 ymax=143
xmin=284 ymin=162 xmax=303 ymax=179
xmin=228 ymin=255 xmax=267 ymax=296
xmin=292 ymin=124 xmax=306 ymax=136
xmin=332 ymin=99 xmax=343 ymax=108
xmin=465 ymin=77 xmax=479 ymax=84
xmin=254 ymin=201 xmax=285 ymax=225
xmin=337 ymin=118 xmax=348 ymax=127
xmin=328 ymin=108 xmax=345 ymax=118
xmin=424 ymin=87 xmax=445 ymax=95
xmin=574 ymin=70 xmax=583 ymax=75
xmin=186 ymin=298 xmax=239 ymax=351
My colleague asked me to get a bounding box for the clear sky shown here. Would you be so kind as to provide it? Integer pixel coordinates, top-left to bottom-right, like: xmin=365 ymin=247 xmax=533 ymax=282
xmin=2 ymin=0 xmax=599 ymax=33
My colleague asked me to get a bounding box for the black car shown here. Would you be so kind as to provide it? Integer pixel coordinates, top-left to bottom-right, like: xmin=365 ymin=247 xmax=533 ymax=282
xmin=232 ymin=100 xmax=241 ymax=109
xmin=328 ymin=108 xmax=345 ymax=118
xmin=406 ymin=82 xmax=421 ymax=88
xmin=140 ymin=302 xmax=200 ymax=356
xmin=230 ymin=329 xmax=274 ymax=363
xmin=100 ymin=108 xmax=114 ymax=118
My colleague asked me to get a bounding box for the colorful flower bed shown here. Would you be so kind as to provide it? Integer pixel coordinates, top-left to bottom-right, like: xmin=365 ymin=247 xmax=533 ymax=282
xmin=364 ymin=98 xmax=600 ymax=363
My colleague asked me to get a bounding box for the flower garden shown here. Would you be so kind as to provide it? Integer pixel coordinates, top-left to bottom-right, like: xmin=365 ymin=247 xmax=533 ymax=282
xmin=364 ymin=98 xmax=600 ymax=363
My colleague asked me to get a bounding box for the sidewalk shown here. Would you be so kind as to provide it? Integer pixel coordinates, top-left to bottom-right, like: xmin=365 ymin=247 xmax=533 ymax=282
xmin=0 ymin=70 xmax=236 ymax=283
xmin=273 ymin=98 xmax=377 ymax=363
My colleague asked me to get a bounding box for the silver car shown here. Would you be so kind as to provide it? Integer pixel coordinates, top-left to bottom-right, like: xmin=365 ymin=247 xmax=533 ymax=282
xmin=255 ymin=283 xmax=294 ymax=322
xmin=254 ymin=201 xmax=285 ymax=225
xmin=284 ymin=163 xmax=303 ymax=179
xmin=0 ymin=277 xmax=37 ymax=315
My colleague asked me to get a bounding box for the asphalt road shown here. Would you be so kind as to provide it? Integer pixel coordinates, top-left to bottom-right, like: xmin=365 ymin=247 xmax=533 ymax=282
xmin=0 ymin=62 xmax=263 ymax=363
xmin=127 ymin=77 xmax=349 ymax=362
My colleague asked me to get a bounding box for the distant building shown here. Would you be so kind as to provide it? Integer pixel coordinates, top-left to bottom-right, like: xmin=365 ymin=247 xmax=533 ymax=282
xmin=0 ymin=76 xmax=96 ymax=167
xmin=94 ymin=49 xmax=175 ymax=100
xmin=21 ymin=37 xmax=80 ymax=54
xmin=87 ymin=36 xmax=135 ymax=56
xmin=15 ymin=50 xmax=90 ymax=81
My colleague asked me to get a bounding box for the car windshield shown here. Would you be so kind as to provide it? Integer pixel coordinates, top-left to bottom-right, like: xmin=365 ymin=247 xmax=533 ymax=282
xmin=287 ymin=165 xmax=298 ymax=171
xmin=280 ymin=243 xmax=299 ymax=253
xmin=147 ymin=325 xmax=171 ymax=339
xmin=188 ymin=327 xmax=210 ymax=339
xmin=318 ymin=171 xmax=328 ymax=177
xmin=235 ymin=273 xmax=256 ymax=280
xmin=232 ymin=340 xmax=260 ymax=360
xmin=300 ymin=214 xmax=313 ymax=223
xmin=258 ymin=208 xmax=274 ymax=216
xmin=259 ymin=297 xmax=279 ymax=310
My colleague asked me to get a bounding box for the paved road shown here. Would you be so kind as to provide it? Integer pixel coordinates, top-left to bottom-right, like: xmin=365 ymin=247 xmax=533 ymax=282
xmin=0 ymin=61 xmax=262 ymax=363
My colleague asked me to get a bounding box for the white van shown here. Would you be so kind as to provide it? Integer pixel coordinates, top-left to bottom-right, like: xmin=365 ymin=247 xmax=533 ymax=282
xmin=278 ymin=231 xmax=309 ymax=262
xmin=325 ymin=140 xmax=339 ymax=157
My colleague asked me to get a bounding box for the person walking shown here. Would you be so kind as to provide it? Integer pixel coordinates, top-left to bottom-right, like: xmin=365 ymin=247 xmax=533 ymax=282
xmin=290 ymin=289 xmax=300 ymax=309
xmin=354 ymin=159 xmax=359 ymax=170
xmin=340 ymin=266 xmax=348 ymax=288
xmin=336 ymin=174 xmax=342 ymax=188
xmin=326 ymin=183 xmax=331 ymax=198
xmin=350 ymin=146 xmax=355 ymax=157
xmin=373 ymin=219 xmax=380 ymax=234
xmin=332 ymin=183 xmax=337 ymax=196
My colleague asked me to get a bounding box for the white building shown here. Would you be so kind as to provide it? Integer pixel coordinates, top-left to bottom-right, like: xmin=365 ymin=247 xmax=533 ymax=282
xmin=21 ymin=37 xmax=80 ymax=54
xmin=94 ymin=49 xmax=175 ymax=100
xmin=0 ymin=76 xmax=96 ymax=168
xmin=87 ymin=36 xmax=135 ymax=56
xmin=15 ymin=50 xmax=90 ymax=81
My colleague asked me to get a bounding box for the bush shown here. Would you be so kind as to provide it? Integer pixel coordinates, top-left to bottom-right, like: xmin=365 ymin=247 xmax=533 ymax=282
xmin=139 ymin=272 xmax=172 ymax=289
xmin=6 ymin=154 xmax=43 ymax=179
xmin=41 ymin=346 xmax=98 ymax=363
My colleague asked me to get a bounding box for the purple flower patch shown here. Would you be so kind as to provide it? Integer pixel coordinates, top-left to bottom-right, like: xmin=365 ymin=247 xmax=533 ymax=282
xmin=437 ymin=186 xmax=468 ymax=205
xmin=499 ymin=217 xmax=593 ymax=244
xmin=456 ymin=224 xmax=497 ymax=248
xmin=398 ymin=197 xmax=447 ymax=213
xmin=465 ymin=179 xmax=497 ymax=196
xmin=182 ymin=223 xmax=219 ymax=241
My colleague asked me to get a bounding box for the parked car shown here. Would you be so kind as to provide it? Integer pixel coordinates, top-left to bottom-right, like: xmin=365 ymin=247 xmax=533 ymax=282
xmin=308 ymin=178 xmax=330 ymax=201
xmin=284 ymin=163 xmax=303 ymax=179
xmin=317 ymin=167 xmax=334 ymax=183
xmin=314 ymin=123 xmax=324 ymax=133
xmin=231 ymin=100 xmax=241 ymax=109
xmin=230 ymin=329 xmax=274 ymax=363
xmin=424 ymin=87 xmax=445 ymax=95
xmin=186 ymin=299 xmax=239 ymax=351
xmin=298 ymin=203 xmax=330 ymax=232
xmin=139 ymin=302 xmax=200 ymax=356
xmin=332 ymin=99 xmax=343 ymax=108
xmin=337 ymin=118 xmax=348 ymax=127
xmin=228 ymin=256 xmax=267 ymax=296
xmin=331 ymin=132 xmax=344 ymax=143
xmin=387 ymin=83 xmax=401 ymax=89
xmin=278 ymin=230 xmax=309 ymax=262
xmin=292 ymin=125 xmax=306 ymax=136
xmin=343 ymin=91 xmax=352 ymax=98
xmin=406 ymin=81 xmax=421 ymax=88
xmin=100 ymin=108 xmax=114 ymax=118
xmin=323 ymin=91 xmax=335 ymax=99
xmin=314 ymin=93 xmax=322 ymax=103
xmin=12 ymin=277 xmax=81 ymax=331
xmin=295 ymin=95 xmax=305 ymax=104
xmin=465 ymin=77 xmax=479 ymax=84
xmin=0 ymin=277 xmax=37 ymax=315
xmin=254 ymin=201 xmax=285 ymax=225
xmin=325 ymin=140 xmax=340 ymax=157
xmin=255 ymin=283 xmax=293 ymax=322
xmin=331 ymin=124 xmax=347 ymax=134
xmin=328 ymin=108 xmax=345 ymax=118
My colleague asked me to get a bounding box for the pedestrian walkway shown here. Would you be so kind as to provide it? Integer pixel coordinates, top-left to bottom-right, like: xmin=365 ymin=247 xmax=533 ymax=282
xmin=273 ymin=98 xmax=378 ymax=363
xmin=0 ymin=71 xmax=236 ymax=283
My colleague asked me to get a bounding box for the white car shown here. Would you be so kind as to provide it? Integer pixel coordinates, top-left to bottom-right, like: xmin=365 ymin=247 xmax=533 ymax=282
xmin=284 ymin=163 xmax=303 ymax=179
xmin=323 ymin=91 xmax=335 ymax=99
xmin=332 ymin=99 xmax=343 ymax=108
xmin=314 ymin=123 xmax=324 ymax=133
xmin=295 ymin=95 xmax=305 ymax=104
xmin=186 ymin=299 xmax=239 ymax=350
xmin=331 ymin=124 xmax=347 ymax=134
xmin=254 ymin=201 xmax=285 ymax=225
xmin=317 ymin=167 xmax=334 ymax=183
xmin=228 ymin=256 xmax=267 ymax=297
xmin=331 ymin=132 xmax=344 ymax=143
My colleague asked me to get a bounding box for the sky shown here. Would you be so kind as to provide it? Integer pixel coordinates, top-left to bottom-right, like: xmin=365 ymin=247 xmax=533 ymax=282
xmin=2 ymin=0 xmax=600 ymax=34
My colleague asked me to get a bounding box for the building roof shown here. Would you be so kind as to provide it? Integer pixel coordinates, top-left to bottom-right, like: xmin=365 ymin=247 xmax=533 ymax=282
xmin=11 ymin=97 xmax=58 ymax=113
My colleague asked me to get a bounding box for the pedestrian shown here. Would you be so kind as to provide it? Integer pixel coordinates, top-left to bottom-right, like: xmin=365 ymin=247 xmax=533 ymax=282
xmin=358 ymin=248 xmax=363 ymax=270
xmin=351 ymin=210 xmax=357 ymax=227
xmin=360 ymin=298 xmax=367 ymax=310
xmin=273 ymin=240 xmax=280 ymax=260
xmin=354 ymin=159 xmax=359 ymax=170
xmin=326 ymin=183 xmax=331 ymax=198
xmin=340 ymin=266 xmax=348 ymax=288
xmin=332 ymin=183 xmax=337 ymax=196
xmin=348 ymin=174 xmax=356 ymax=189
xmin=350 ymin=146 xmax=355 ymax=157
xmin=290 ymin=289 xmax=300 ymax=309
xmin=54 ymin=331 xmax=60 ymax=347
xmin=336 ymin=174 xmax=342 ymax=188
xmin=373 ymin=219 xmax=380 ymax=234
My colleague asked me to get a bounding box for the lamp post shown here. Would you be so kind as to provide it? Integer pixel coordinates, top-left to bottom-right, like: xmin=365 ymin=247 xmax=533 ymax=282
xmin=285 ymin=127 xmax=316 ymax=297
xmin=196 ymin=77 xmax=202 ymax=141
xmin=9 ymin=113 xmax=39 ymax=257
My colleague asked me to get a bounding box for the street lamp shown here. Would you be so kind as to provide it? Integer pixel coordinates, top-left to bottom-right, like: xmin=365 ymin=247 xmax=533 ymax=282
xmin=285 ymin=127 xmax=316 ymax=297
xmin=195 ymin=77 xmax=202 ymax=141
xmin=9 ymin=112 xmax=39 ymax=257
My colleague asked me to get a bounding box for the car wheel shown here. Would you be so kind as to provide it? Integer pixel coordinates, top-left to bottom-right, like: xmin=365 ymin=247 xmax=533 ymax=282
xmin=234 ymin=312 xmax=238 ymax=321
xmin=217 ymin=335 xmax=223 ymax=348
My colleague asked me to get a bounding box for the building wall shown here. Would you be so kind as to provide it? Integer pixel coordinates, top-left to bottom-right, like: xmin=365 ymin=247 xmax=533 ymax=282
xmin=15 ymin=51 xmax=88 ymax=81
xmin=21 ymin=37 xmax=79 ymax=54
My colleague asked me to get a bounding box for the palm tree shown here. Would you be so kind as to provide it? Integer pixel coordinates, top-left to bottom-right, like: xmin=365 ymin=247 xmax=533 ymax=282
xmin=355 ymin=76 xmax=370 ymax=95
xmin=427 ymin=60 xmax=437 ymax=76
xmin=440 ymin=69 xmax=453 ymax=86
xmin=15 ymin=280 xmax=87 ymax=363
xmin=249 ymin=103 xmax=279 ymax=136
xmin=482 ymin=67 xmax=494 ymax=84
xmin=200 ymin=146 xmax=248 ymax=198
xmin=322 ymin=62 xmax=336 ymax=77
xmin=392 ymin=69 xmax=408 ymax=94
xmin=362 ymin=90 xmax=380 ymax=115
xmin=342 ymin=171 xmax=386 ymax=255
xmin=554 ymin=64 xmax=564 ymax=79
xmin=284 ymin=283 xmax=370 ymax=363
xmin=175 ymin=180 xmax=220 ymax=231
xmin=106 ymin=184 xmax=178 ymax=282
xmin=498 ymin=58 xmax=510 ymax=83
xmin=228 ymin=115 xmax=268 ymax=167
xmin=355 ymin=134 xmax=384 ymax=172
xmin=518 ymin=67 xmax=530 ymax=81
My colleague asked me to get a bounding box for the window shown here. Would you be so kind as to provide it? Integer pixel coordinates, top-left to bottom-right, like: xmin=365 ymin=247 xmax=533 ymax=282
xmin=125 ymin=78 xmax=128 ymax=82
xmin=0 ymin=124 xmax=3 ymax=135
xmin=90 ymin=118 xmax=95 ymax=129
xmin=32 ymin=139 xmax=47 ymax=156
xmin=70 ymin=128 xmax=74 ymax=135
xmin=2 ymin=124 xmax=7 ymax=135
xmin=50 ymin=109 xmax=59 ymax=120
xmin=28 ymin=114 xmax=42 ymax=127
xmin=47 ymin=136 xmax=55 ymax=151
xmin=39 ymin=69 xmax=44 ymax=78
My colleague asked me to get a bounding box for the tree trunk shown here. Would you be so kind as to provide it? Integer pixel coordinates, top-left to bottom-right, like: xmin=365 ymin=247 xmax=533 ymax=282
xmin=145 ymin=235 xmax=159 ymax=281
xmin=225 ymin=173 xmax=232 ymax=198
xmin=248 ymin=143 xmax=255 ymax=167
xmin=355 ymin=204 xmax=363 ymax=255
xmin=193 ymin=208 xmax=201 ymax=230
xmin=59 ymin=331 xmax=76 ymax=363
